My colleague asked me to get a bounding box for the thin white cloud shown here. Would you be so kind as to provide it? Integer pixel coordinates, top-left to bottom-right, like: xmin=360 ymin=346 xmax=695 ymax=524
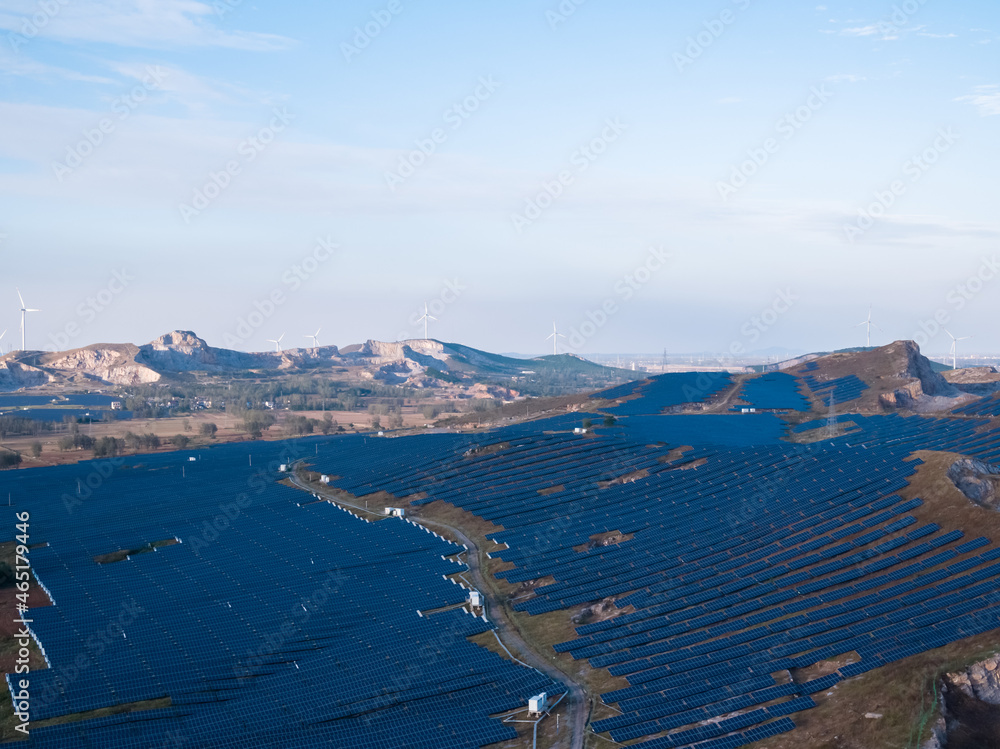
xmin=716 ymin=97 xmax=742 ymax=105
xmin=841 ymin=25 xmax=882 ymax=37
xmin=0 ymin=47 xmax=115 ymax=83
xmin=955 ymin=85 xmax=1000 ymax=117
xmin=825 ymin=74 xmax=866 ymax=83
xmin=917 ymin=32 xmax=957 ymax=38
xmin=839 ymin=22 xmax=928 ymax=42
xmin=106 ymin=61 xmax=268 ymax=110
xmin=0 ymin=0 xmax=294 ymax=51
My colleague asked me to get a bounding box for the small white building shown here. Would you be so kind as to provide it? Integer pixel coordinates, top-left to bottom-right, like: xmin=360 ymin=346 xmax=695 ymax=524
xmin=320 ymin=475 xmax=331 ymax=484
xmin=279 ymin=464 xmax=288 ymax=472
xmin=469 ymin=590 xmax=482 ymax=608
xmin=528 ymin=693 xmax=548 ymax=716
xmin=573 ymin=427 xmax=588 ymax=434
xmin=384 ymin=507 xmax=406 ymax=518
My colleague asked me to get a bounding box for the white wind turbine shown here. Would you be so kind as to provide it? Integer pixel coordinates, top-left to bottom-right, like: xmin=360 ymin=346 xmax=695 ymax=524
xmin=266 ymin=334 xmax=285 ymax=353
xmin=945 ymin=330 xmax=971 ymax=370
xmin=17 ymin=289 xmax=40 ymax=352
xmin=545 ymin=322 xmax=565 ymax=356
xmin=854 ymin=305 xmax=882 ymax=348
xmin=417 ymin=303 xmax=436 ymax=340
xmin=305 ymin=329 xmax=321 ymax=348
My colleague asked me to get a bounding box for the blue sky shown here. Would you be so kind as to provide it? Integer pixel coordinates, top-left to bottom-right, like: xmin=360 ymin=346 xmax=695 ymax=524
xmin=0 ymin=0 xmax=997 ymax=357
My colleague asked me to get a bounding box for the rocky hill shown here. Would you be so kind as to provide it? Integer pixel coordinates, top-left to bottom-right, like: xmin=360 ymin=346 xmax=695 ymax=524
xmin=788 ymin=340 xmax=970 ymax=413
xmin=0 ymin=331 xmax=629 ymax=393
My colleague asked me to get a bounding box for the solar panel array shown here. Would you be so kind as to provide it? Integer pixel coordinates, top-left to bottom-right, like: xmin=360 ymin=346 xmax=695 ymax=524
xmin=601 ymin=373 xmax=734 ymax=416
xmin=793 ymin=413 xmax=1000 ymax=463
xmin=801 ymin=374 xmax=870 ymax=405
xmin=7 ymin=379 xmax=1000 ymax=748
xmin=310 ymin=404 xmax=1000 ymax=748
xmin=952 ymin=392 xmax=1000 ymax=418
xmin=614 ymin=414 xmax=788 ymax=447
xmin=733 ymin=372 xmax=811 ymax=412
xmin=1 ymin=441 xmax=555 ymax=748
xmin=592 ymin=379 xmax=646 ymax=401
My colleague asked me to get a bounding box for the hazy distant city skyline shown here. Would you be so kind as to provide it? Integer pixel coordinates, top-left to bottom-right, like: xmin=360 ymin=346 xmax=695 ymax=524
xmin=1 ymin=1 xmax=997 ymax=356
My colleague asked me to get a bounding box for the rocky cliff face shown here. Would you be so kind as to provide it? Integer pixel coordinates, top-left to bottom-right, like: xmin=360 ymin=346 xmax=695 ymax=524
xmin=354 ymin=339 xmax=447 ymax=365
xmin=949 ymin=657 xmax=1000 ymax=704
xmin=925 ymin=655 xmax=1000 ymax=749
xmin=877 ymin=341 xmax=963 ymax=411
xmin=137 ymin=331 xmax=274 ymax=372
xmin=42 ymin=345 xmax=160 ymax=386
xmin=948 ymin=458 xmax=1000 ymax=510
xmin=943 ymin=367 xmax=1000 ymax=396
xmin=0 ymin=360 xmax=51 ymax=389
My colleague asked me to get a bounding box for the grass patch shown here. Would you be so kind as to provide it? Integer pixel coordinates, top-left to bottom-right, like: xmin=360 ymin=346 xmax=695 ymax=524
xmin=746 ymin=633 xmax=1000 ymax=749
xmin=29 ymin=696 xmax=171 ymax=731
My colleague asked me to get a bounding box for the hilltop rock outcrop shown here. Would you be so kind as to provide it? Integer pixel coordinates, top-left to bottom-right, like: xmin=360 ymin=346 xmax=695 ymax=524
xmin=948 ymin=458 xmax=1000 ymax=510
xmin=355 ymin=339 xmax=448 ymax=365
xmin=926 ymin=655 xmax=1000 ymax=748
xmin=0 ymin=360 xmax=51 ymax=389
xmin=42 ymin=345 xmax=159 ymax=386
xmin=877 ymin=341 xmax=962 ymax=411
xmin=137 ymin=331 xmax=273 ymax=372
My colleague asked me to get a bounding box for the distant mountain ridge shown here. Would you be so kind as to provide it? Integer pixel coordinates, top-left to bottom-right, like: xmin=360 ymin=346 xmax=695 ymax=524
xmin=0 ymin=331 xmax=627 ymax=391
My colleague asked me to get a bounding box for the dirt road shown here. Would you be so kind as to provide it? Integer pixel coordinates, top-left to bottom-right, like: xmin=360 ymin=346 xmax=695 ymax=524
xmin=289 ymin=473 xmax=590 ymax=749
